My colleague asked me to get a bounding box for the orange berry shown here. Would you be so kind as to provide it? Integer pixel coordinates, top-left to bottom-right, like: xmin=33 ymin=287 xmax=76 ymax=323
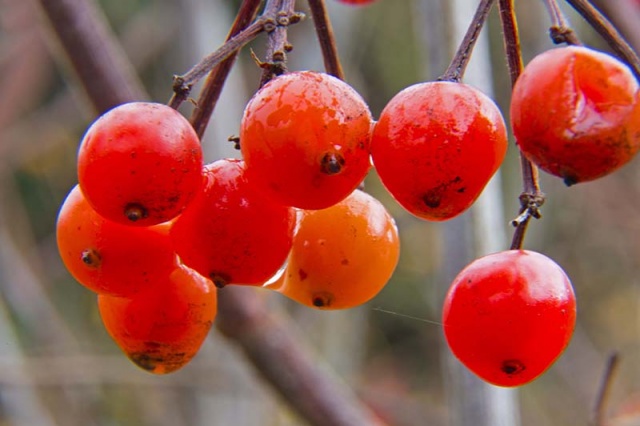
xmin=56 ymin=185 xmax=177 ymax=296
xmin=98 ymin=265 xmax=217 ymax=374
xmin=274 ymin=189 xmax=400 ymax=309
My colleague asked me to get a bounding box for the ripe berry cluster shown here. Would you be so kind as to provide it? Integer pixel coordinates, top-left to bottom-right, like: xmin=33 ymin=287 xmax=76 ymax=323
xmin=56 ymin=9 xmax=640 ymax=387
xmin=56 ymin=74 xmax=401 ymax=373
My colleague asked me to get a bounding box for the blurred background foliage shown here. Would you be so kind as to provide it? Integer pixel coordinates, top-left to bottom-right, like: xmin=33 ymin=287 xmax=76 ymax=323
xmin=3 ymin=0 xmax=640 ymax=425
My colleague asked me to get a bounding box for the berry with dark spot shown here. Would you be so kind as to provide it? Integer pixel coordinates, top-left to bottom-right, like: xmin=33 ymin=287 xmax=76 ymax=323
xmin=442 ymin=250 xmax=576 ymax=387
xmin=371 ymin=81 xmax=507 ymax=221
xmin=240 ymin=71 xmax=373 ymax=210
xmin=78 ymin=102 xmax=203 ymax=226
xmin=56 ymin=185 xmax=177 ymax=297
xmin=98 ymin=264 xmax=216 ymax=374
xmin=171 ymin=159 xmax=295 ymax=286
xmin=274 ymin=189 xmax=399 ymax=309
xmin=511 ymin=46 xmax=640 ymax=184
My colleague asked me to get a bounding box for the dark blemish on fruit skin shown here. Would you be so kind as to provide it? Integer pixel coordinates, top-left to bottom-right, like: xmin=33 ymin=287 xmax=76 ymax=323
xmin=210 ymin=272 xmax=232 ymax=288
xmin=81 ymin=248 xmax=101 ymax=268
xmin=422 ymin=191 xmax=441 ymax=208
xmin=563 ymin=174 xmax=578 ymax=186
xmin=311 ymin=292 xmax=334 ymax=308
xmin=125 ymin=203 xmax=148 ymax=222
xmin=421 ymin=176 xmax=463 ymax=209
xmin=320 ymin=152 xmax=345 ymax=175
xmin=501 ymin=359 xmax=526 ymax=375
xmin=129 ymin=350 xmax=188 ymax=374
xmin=130 ymin=352 xmax=160 ymax=372
xmin=298 ymin=269 xmax=308 ymax=281
xmin=341 ymin=258 xmax=349 ymax=265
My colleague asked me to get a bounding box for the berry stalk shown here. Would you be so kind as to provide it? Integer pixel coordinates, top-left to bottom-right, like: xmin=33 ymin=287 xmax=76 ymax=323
xmin=439 ymin=0 xmax=496 ymax=82
xmin=307 ymin=0 xmax=345 ymax=80
xmin=543 ymin=0 xmax=582 ymax=45
xmin=498 ymin=0 xmax=545 ymax=250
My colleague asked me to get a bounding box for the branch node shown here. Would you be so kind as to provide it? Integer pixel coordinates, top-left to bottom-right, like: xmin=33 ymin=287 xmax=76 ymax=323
xmin=172 ymin=75 xmax=191 ymax=97
xmin=277 ymin=11 xmax=290 ymax=26
xmin=263 ymin=17 xmax=277 ymax=33
xmin=289 ymin=12 xmax=305 ymax=25
xmin=549 ymin=26 xmax=582 ymax=45
xmin=510 ymin=192 xmax=545 ymax=227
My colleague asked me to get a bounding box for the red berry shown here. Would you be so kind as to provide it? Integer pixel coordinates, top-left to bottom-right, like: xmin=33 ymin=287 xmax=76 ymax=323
xmin=511 ymin=46 xmax=640 ymax=185
xmin=78 ymin=102 xmax=203 ymax=226
xmin=371 ymin=81 xmax=508 ymax=221
xmin=98 ymin=264 xmax=217 ymax=374
xmin=442 ymin=250 xmax=576 ymax=387
xmin=171 ymin=159 xmax=295 ymax=287
xmin=240 ymin=71 xmax=373 ymax=210
xmin=56 ymin=185 xmax=177 ymax=297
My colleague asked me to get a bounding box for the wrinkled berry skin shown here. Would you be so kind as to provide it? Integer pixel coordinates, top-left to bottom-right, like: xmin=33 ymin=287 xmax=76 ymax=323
xmin=511 ymin=46 xmax=640 ymax=185
xmin=371 ymin=81 xmax=507 ymax=221
xmin=442 ymin=250 xmax=577 ymax=387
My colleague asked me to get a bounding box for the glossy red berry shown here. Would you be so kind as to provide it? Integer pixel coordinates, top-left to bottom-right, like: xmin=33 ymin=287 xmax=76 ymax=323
xmin=511 ymin=46 xmax=640 ymax=185
xmin=78 ymin=102 xmax=203 ymax=226
xmin=98 ymin=264 xmax=217 ymax=374
xmin=56 ymin=185 xmax=177 ymax=296
xmin=240 ymin=71 xmax=373 ymax=210
xmin=273 ymin=189 xmax=399 ymax=309
xmin=442 ymin=250 xmax=577 ymax=387
xmin=371 ymin=81 xmax=508 ymax=221
xmin=171 ymin=159 xmax=295 ymax=287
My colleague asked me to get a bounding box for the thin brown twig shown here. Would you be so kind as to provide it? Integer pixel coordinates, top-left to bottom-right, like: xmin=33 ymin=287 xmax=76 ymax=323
xmin=169 ymin=20 xmax=265 ymax=109
xmin=307 ymin=0 xmax=345 ymax=80
xmin=543 ymin=0 xmax=582 ymax=45
xmin=170 ymin=0 xmax=304 ymax=110
xmin=439 ymin=0 xmax=497 ymax=82
xmin=591 ymin=351 xmax=620 ymax=426
xmin=498 ymin=0 xmax=545 ymax=250
xmin=189 ymin=0 xmax=263 ymax=139
xmin=564 ymin=0 xmax=640 ymax=80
